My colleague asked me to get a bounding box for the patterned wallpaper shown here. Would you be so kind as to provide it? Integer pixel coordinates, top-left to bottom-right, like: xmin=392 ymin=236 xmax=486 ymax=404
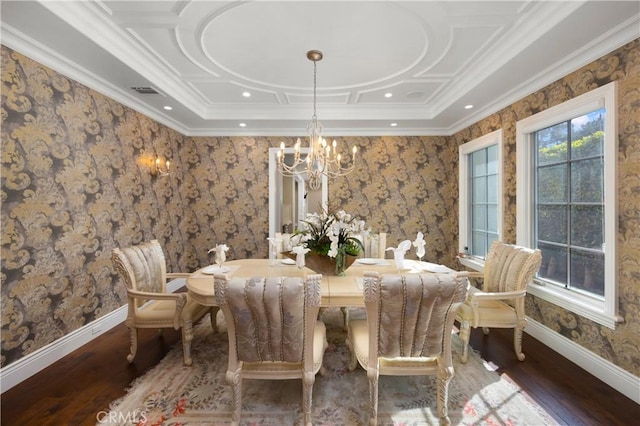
xmin=178 ymin=134 xmax=457 ymax=271
xmin=1 ymin=40 xmax=639 ymax=378
xmin=450 ymin=39 xmax=640 ymax=376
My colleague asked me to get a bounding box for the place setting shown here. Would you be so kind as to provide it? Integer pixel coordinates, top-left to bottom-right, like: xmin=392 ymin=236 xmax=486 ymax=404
xmin=354 ymin=257 xmax=389 ymax=266
xmin=267 ymin=236 xmax=299 ymax=267
xmin=200 ymin=243 xmax=235 ymax=274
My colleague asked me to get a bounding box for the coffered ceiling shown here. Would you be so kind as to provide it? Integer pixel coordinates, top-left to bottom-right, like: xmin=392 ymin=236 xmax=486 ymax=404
xmin=1 ymin=1 xmax=638 ymax=136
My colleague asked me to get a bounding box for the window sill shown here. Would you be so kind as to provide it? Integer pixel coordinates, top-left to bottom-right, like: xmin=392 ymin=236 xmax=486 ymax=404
xmin=528 ymin=280 xmax=622 ymax=329
xmin=457 ymin=256 xmax=485 ymax=272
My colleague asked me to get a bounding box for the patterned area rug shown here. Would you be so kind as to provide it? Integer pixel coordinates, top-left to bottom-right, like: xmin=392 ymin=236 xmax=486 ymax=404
xmin=104 ymin=309 xmax=557 ymax=425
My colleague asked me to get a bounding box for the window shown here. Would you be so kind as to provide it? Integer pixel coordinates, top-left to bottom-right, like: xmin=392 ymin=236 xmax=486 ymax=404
xmin=516 ymin=82 xmax=620 ymax=329
xmin=459 ymin=130 xmax=503 ymax=267
xmin=535 ymin=110 xmax=606 ymax=295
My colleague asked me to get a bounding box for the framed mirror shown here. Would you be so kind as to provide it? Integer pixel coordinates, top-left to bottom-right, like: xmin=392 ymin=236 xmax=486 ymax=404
xmin=269 ymin=147 xmax=327 ymax=252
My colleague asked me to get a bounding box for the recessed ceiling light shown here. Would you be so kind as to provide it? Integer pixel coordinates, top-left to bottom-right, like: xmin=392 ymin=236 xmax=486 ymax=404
xmin=239 ymin=123 xmax=246 ymax=127
xmin=464 ymin=104 xmax=474 ymax=109
xmin=384 ymin=93 xmax=393 ymax=98
xmin=163 ymin=105 xmax=173 ymax=110
xmin=390 ymin=122 xmax=398 ymax=127
xmin=242 ymin=91 xmax=251 ymax=98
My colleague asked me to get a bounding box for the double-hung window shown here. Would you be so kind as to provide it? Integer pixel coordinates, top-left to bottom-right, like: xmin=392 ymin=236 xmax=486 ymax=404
xmin=459 ymin=129 xmax=503 ymax=269
xmin=516 ymin=82 xmax=620 ymax=328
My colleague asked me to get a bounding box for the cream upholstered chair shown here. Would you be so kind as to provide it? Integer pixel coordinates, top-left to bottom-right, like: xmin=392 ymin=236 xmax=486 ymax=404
xmin=112 ymin=240 xmax=217 ymax=366
xmin=361 ymin=232 xmax=387 ymax=259
xmin=456 ymin=241 xmax=542 ymax=363
xmin=214 ymin=274 xmax=327 ymax=426
xmin=347 ymin=272 xmax=469 ymax=425
xmin=340 ymin=232 xmax=387 ymax=328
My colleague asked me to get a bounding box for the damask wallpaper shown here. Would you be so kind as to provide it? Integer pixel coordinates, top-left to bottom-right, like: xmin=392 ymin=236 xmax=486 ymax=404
xmin=450 ymin=39 xmax=640 ymax=377
xmin=1 ymin=40 xmax=639 ymax=382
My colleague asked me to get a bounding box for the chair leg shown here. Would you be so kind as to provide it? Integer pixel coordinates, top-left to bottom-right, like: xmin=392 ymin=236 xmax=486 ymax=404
xmin=302 ymin=372 xmax=315 ymax=426
xmin=345 ymin=328 xmax=358 ymax=371
xmin=458 ymin=320 xmax=471 ymax=364
xmin=341 ymin=306 xmax=349 ymax=330
xmin=181 ymin=320 xmax=194 ymax=366
xmin=437 ymin=365 xmax=454 ymax=425
xmin=126 ymin=324 xmax=138 ymax=363
xmin=367 ymin=368 xmax=379 ymax=426
xmin=227 ymin=369 xmax=242 ymax=426
xmin=514 ymin=322 xmax=526 ymax=361
xmin=319 ymin=338 xmax=329 ymax=376
xmin=210 ymin=307 xmax=219 ymax=333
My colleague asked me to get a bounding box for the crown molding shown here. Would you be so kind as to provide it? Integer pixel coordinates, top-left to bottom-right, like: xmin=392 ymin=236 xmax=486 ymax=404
xmin=448 ymin=12 xmax=640 ymax=136
xmin=3 ymin=5 xmax=638 ymax=138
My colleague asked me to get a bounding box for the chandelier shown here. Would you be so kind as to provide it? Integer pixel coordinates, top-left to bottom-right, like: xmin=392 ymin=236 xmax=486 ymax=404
xmin=277 ymin=50 xmax=357 ymax=190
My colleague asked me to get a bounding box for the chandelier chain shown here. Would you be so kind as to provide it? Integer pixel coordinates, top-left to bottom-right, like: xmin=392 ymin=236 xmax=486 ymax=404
xmin=313 ymin=58 xmax=317 ymax=120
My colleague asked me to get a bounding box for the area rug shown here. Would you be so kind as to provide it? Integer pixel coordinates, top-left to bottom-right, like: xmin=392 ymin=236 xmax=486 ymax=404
xmin=104 ymin=309 xmax=557 ymax=425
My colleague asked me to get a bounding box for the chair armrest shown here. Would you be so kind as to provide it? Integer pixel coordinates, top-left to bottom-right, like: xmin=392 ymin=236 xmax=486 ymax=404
xmin=126 ymin=289 xmax=187 ymax=329
xmin=167 ymin=272 xmax=190 ymax=279
xmin=458 ymin=271 xmax=484 ymax=289
xmin=469 ymin=289 xmax=526 ymax=301
xmin=466 ymin=272 xmax=484 ymax=279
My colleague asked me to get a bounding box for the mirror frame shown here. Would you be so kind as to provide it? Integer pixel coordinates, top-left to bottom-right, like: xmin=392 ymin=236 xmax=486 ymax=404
xmin=269 ymin=147 xmax=328 ymax=241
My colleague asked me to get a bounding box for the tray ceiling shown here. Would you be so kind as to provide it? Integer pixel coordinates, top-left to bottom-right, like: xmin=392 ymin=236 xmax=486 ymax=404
xmin=1 ymin=1 xmax=638 ymax=136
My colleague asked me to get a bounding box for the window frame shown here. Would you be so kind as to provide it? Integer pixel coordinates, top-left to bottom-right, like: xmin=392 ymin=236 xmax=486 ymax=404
xmin=458 ymin=129 xmax=503 ymax=270
xmin=516 ymin=81 xmax=620 ymax=329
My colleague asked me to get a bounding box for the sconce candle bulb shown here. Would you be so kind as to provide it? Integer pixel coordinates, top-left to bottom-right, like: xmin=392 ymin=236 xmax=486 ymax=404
xmin=152 ymin=155 xmax=170 ymax=177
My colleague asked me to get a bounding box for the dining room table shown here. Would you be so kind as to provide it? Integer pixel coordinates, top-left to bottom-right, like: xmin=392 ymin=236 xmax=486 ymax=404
xmin=186 ymin=257 xmax=455 ymax=308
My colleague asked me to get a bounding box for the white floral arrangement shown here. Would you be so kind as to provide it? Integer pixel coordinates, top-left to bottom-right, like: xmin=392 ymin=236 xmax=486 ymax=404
xmin=291 ymin=209 xmax=366 ymax=259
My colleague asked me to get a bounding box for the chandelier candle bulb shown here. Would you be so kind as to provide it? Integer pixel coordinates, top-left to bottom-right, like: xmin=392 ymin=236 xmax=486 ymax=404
xmin=277 ymin=50 xmax=357 ymax=190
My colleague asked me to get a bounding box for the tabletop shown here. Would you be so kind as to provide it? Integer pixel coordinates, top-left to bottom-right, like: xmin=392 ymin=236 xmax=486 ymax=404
xmin=186 ymin=258 xmax=454 ymax=308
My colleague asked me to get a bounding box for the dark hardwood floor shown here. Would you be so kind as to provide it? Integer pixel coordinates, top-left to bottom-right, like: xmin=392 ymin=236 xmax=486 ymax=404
xmin=2 ymin=307 xmax=638 ymax=425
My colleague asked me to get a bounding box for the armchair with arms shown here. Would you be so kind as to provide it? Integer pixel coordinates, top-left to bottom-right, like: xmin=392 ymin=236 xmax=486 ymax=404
xmin=111 ymin=239 xmax=217 ymax=366
xmin=214 ymin=274 xmax=327 ymax=426
xmin=456 ymin=240 xmax=542 ymax=363
xmin=347 ymin=271 xmax=469 ymax=425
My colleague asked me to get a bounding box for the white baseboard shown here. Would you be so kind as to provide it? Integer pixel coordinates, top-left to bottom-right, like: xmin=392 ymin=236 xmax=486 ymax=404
xmin=525 ymin=318 xmax=640 ymax=404
xmin=0 ymin=279 xmax=185 ymax=393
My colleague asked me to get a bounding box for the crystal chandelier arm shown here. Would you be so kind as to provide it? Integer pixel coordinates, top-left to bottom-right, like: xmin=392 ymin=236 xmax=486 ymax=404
xmin=277 ymin=49 xmax=357 ymax=182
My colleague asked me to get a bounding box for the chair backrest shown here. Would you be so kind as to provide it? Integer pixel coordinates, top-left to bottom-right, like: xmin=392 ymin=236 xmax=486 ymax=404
xmin=483 ymin=241 xmax=542 ymax=293
xmin=362 ymin=232 xmax=387 ymax=258
xmin=112 ymin=240 xmax=167 ymax=306
xmin=215 ymin=274 xmax=322 ymax=363
xmin=363 ymin=272 xmax=468 ymax=359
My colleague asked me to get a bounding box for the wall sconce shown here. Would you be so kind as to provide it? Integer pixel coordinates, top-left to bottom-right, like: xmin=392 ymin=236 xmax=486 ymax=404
xmin=151 ymin=156 xmax=170 ymax=177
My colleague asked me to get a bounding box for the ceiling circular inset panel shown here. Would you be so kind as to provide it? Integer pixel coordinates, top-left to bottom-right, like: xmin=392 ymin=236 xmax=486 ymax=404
xmin=197 ymin=1 xmax=430 ymax=90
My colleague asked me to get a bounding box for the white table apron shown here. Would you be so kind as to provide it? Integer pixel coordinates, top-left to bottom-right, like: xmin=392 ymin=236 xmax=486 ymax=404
xmin=186 ymin=258 xmax=453 ymax=308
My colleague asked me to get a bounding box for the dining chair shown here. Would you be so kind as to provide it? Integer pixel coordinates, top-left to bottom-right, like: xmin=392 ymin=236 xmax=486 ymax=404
xmin=214 ymin=274 xmax=327 ymax=426
xmin=456 ymin=240 xmax=542 ymax=363
xmin=111 ymin=239 xmax=217 ymax=366
xmin=362 ymin=232 xmax=387 ymax=259
xmin=340 ymin=231 xmax=387 ymax=329
xmin=347 ymin=271 xmax=469 ymax=425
